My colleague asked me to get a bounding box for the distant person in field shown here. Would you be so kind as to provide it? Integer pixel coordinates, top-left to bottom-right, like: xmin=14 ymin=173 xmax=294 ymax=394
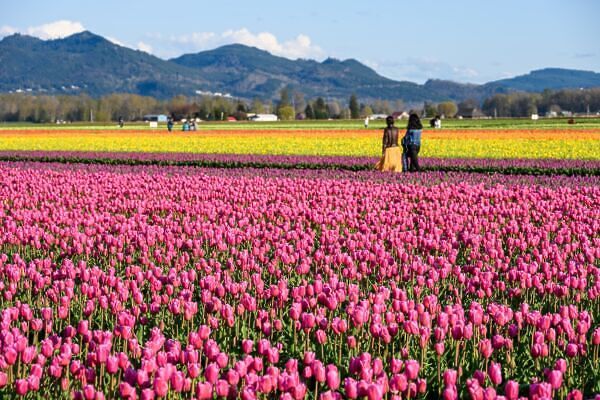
xmin=429 ymin=115 xmax=441 ymax=128
xmin=403 ymin=113 xmax=423 ymax=172
xmin=375 ymin=116 xmax=403 ymax=172
xmin=167 ymin=117 xmax=174 ymax=132
xmin=118 ymin=116 xmax=124 ymax=128
xmin=364 ymin=116 xmax=369 ymax=128
xmin=182 ymin=120 xmax=190 ymax=131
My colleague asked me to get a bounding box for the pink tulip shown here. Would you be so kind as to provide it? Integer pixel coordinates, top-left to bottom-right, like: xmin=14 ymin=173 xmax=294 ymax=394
xmin=82 ymin=385 xmax=96 ymax=400
xmin=466 ymin=379 xmax=483 ymax=400
xmin=405 ymin=360 xmax=419 ymax=380
xmin=554 ymin=358 xmax=567 ymax=373
xmin=567 ymin=389 xmax=583 ymax=400
xmin=326 ymin=367 xmax=340 ymax=390
xmin=242 ymin=340 xmax=254 ymax=354
xmin=366 ymin=383 xmax=383 ymax=400
xmin=315 ymin=329 xmax=327 ymax=344
xmin=170 ymin=371 xmax=184 ymax=392
xmin=107 ymin=355 xmax=119 ymax=374
xmin=547 ymin=370 xmax=562 ymax=390
xmin=505 ymin=380 xmax=519 ymax=400
xmin=443 ymin=369 xmax=457 ymax=386
xmin=344 ymin=378 xmax=358 ymax=399
xmin=141 ymin=389 xmax=155 ymax=400
xmin=489 ymin=362 xmax=502 ymax=385
xmin=483 ymin=387 xmax=496 ymax=400
xmin=195 ymin=382 xmax=212 ymax=400
xmin=478 ymin=339 xmax=493 ymax=358
xmin=153 ymin=377 xmax=169 ymax=397
xmin=215 ymin=380 xmax=229 ymax=397
xmin=566 ymin=343 xmax=578 ymax=357
xmin=205 ymin=362 xmax=220 ymax=384
xmin=443 ymin=385 xmax=458 ymax=400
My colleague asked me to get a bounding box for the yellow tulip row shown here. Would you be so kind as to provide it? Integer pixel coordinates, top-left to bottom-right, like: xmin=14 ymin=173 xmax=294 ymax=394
xmin=0 ymin=129 xmax=598 ymax=159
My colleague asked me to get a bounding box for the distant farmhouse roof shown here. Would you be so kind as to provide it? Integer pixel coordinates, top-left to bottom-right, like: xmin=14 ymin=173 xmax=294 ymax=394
xmin=392 ymin=111 xmax=409 ymax=119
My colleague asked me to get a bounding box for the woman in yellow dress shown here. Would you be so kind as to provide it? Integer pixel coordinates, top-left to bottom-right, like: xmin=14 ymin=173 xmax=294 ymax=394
xmin=375 ymin=115 xmax=403 ymax=172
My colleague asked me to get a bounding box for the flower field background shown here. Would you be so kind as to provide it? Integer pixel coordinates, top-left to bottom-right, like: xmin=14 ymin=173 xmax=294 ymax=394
xmin=0 ymin=121 xmax=599 ymax=399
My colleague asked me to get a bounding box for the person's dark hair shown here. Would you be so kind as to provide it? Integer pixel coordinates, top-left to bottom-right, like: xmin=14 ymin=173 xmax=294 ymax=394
xmin=385 ymin=115 xmax=394 ymax=126
xmin=407 ymin=113 xmax=423 ymax=130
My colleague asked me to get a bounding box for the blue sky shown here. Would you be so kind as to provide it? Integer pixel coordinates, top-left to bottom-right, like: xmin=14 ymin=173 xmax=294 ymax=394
xmin=1 ymin=0 xmax=598 ymax=83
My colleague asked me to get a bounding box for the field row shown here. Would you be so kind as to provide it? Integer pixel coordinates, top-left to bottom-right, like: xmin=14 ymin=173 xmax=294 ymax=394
xmin=0 ymin=129 xmax=599 ymax=159
xmin=3 ymin=117 xmax=600 ymax=131
xmin=0 ymin=162 xmax=598 ymax=399
xmin=1 ymin=151 xmax=599 ymax=176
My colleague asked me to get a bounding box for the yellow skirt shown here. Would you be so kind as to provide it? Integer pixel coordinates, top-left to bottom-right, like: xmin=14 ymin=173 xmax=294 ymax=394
xmin=375 ymin=146 xmax=403 ymax=172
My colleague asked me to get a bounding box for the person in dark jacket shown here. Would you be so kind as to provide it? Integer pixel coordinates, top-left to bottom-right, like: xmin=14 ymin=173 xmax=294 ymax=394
xmin=403 ymin=113 xmax=422 ymax=172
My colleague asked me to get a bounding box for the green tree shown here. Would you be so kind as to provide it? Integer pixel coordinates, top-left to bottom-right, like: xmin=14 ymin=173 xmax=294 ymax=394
xmin=277 ymin=105 xmax=295 ymax=121
xmin=313 ymin=97 xmax=329 ymax=119
xmin=423 ymin=102 xmax=437 ymax=118
xmin=251 ymin=98 xmax=265 ymax=114
xmin=349 ymin=94 xmax=360 ymax=119
xmin=278 ymin=86 xmax=291 ymax=111
xmin=361 ymin=105 xmax=373 ymax=118
xmin=482 ymin=94 xmax=510 ymax=117
xmin=293 ymin=92 xmax=306 ymax=114
xmin=304 ymin=103 xmax=314 ymax=119
xmin=437 ymin=101 xmax=458 ymax=118
xmin=327 ymin=100 xmax=341 ymax=118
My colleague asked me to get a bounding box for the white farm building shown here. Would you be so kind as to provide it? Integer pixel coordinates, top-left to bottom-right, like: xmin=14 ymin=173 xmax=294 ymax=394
xmin=248 ymin=113 xmax=279 ymax=122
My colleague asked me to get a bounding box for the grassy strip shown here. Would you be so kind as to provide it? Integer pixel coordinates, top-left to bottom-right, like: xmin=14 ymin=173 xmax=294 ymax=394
xmin=1 ymin=154 xmax=599 ymax=177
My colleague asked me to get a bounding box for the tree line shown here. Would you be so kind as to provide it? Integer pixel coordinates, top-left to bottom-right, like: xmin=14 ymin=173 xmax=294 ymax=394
xmin=481 ymin=88 xmax=600 ymax=117
xmin=0 ymin=88 xmax=598 ymax=123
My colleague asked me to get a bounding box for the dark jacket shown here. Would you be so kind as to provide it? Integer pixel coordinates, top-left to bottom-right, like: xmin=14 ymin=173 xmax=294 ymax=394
xmin=404 ymin=129 xmax=422 ymax=146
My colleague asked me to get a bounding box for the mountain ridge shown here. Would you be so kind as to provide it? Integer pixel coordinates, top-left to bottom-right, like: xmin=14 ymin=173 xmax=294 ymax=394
xmin=1 ymin=31 xmax=599 ymax=101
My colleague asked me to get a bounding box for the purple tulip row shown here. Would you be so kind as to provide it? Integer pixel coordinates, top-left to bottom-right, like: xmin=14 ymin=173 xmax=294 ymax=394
xmin=0 ymin=162 xmax=599 ymax=399
xmin=1 ymin=150 xmax=599 ymax=174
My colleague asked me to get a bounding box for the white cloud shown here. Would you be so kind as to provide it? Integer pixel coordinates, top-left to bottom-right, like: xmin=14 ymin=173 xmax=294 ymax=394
xmin=374 ymin=57 xmax=484 ymax=84
xmin=136 ymin=41 xmax=153 ymax=54
xmin=0 ymin=20 xmax=85 ymax=40
xmin=0 ymin=25 xmax=17 ymax=37
xmin=25 ymin=20 xmax=85 ymax=40
xmin=171 ymin=32 xmax=216 ymax=46
xmin=106 ymin=36 xmax=126 ymax=46
xmin=222 ymin=29 xmax=323 ymax=59
xmin=154 ymin=28 xmax=324 ymax=60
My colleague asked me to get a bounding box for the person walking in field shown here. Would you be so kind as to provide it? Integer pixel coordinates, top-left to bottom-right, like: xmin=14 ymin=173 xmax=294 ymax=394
xmin=167 ymin=117 xmax=174 ymax=132
xmin=403 ymin=113 xmax=423 ymax=172
xmin=364 ymin=116 xmax=369 ymax=128
xmin=375 ymin=116 xmax=403 ymax=172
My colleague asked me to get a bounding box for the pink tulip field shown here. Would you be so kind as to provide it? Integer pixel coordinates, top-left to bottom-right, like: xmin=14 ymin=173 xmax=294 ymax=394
xmin=0 ymin=160 xmax=599 ymax=399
